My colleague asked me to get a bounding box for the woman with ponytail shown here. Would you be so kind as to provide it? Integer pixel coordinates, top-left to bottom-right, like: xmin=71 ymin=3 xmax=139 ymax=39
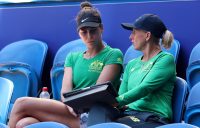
xmin=88 ymin=14 xmax=176 ymax=128
xmin=8 ymin=1 xmax=123 ymax=128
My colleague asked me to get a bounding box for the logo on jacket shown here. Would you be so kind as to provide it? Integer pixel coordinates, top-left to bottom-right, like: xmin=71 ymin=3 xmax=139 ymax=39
xmin=89 ymin=60 xmax=104 ymax=73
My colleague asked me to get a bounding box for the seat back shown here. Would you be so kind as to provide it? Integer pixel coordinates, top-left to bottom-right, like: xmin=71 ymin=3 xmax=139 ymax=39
xmin=0 ymin=62 xmax=38 ymax=116
xmin=188 ymin=42 xmax=200 ymax=65
xmin=123 ymin=45 xmax=142 ymax=68
xmin=0 ymin=123 xmax=8 ymax=128
xmin=50 ymin=62 xmax=65 ymax=100
xmin=161 ymin=39 xmax=180 ymax=64
xmin=156 ymin=123 xmax=198 ymax=128
xmin=123 ymin=39 xmax=180 ymax=68
xmin=185 ymin=82 xmax=200 ymax=126
xmin=186 ymin=42 xmax=200 ymax=90
xmin=0 ymin=77 xmax=13 ymax=124
xmin=88 ymin=122 xmax=131 ymax=128
xmin=25 ymin=121 xmax=69 ymax=128
xmin=172 ymin=77 xmax=188 ymax=123
xmin=51 ymin=39 xmax=87 ymax=100
xmin=0 ymin=39 xmax=48 ymax=81
xmin=186 ymin=61 xmax=200 ymax=90
xmin=52 ymin=39 xmax=86 ymax=65
xmin=0 ymin=39 xmax=47 ymax=115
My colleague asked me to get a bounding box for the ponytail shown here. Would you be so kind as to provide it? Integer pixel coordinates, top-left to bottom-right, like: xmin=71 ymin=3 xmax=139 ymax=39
xmin=161 ymin=30 xmax=174 ymax=49
xmin=80 ymin=1 xmax=92 ymax=10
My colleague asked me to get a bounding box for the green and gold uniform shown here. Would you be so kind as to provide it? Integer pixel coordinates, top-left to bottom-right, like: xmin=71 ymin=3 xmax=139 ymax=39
xmin=65 ymin=45 xmax=123 ymax=90
xmin=117 ymin=52 xmax=176 ymax=120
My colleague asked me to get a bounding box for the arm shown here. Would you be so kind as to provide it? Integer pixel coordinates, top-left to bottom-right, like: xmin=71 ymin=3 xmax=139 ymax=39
xmin=60 ymin=53 xmax=75 ymax=102
xmin=117 ymin=55 xmax=176 ymax=106
xmin=96 ymin=64 xmax=122 ymax=84
xmin=61 ymin=67 xmax=73 ymax=102
xmin=96 ymin=48 xmax=123 ymax=90
xmin=118 ymin=64 xmax=130 ymax=95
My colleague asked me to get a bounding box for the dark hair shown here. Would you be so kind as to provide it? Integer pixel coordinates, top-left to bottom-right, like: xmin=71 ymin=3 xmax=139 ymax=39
xmin=76 ymin=1 xmax=102 ymax=30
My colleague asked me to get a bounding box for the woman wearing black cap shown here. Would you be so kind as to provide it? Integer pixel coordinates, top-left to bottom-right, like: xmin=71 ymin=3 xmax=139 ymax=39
xmin=88 ymin=14 xmax=176 ymax=128
xmin=8 ymin=2 xmax=123 ymax=128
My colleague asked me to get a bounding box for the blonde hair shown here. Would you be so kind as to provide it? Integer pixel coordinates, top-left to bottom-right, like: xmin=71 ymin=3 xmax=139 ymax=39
xmin=161 ymin=30 xmax=174 ymax=49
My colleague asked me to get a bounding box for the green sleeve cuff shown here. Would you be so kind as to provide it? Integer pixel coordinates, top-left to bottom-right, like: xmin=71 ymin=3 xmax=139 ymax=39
xmin=116 ymin=95 xmax=126 ymax=107
xmin=116 ymin=97 xmax=121 ymax=103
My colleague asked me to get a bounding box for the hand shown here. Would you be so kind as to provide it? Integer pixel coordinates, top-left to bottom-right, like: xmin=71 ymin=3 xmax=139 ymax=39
xmin=66 ymin=105 xmax=78 ymax=117
xmin=118 ymin=105 xmax=128 ymax=112
xmin=112 ymin=102 xmax=119 ymax=107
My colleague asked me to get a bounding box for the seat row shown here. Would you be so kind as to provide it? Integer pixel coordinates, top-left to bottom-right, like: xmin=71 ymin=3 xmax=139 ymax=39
xmin=16 ymin=81 xmax=199 ymax=127
xmin=0 ymin=39 xmax=200 ymax=127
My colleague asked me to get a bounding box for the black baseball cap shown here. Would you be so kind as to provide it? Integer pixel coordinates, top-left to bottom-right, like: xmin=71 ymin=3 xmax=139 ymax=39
xmin=121 ymin=14 xmax=167 ymax=38
xmin=77 ymin=13 xmax=102 ymax=30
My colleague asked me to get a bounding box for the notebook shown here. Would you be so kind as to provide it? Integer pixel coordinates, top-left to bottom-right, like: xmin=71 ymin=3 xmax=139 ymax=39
xmin=63 ymin=81 xmax=118 ymax=113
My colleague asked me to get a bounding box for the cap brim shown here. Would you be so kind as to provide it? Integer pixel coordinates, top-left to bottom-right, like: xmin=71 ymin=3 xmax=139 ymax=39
xmin=78 ymin=22 xmax=100 ymax=30
xmin=121 ymin=23 xmax=136 ymax=31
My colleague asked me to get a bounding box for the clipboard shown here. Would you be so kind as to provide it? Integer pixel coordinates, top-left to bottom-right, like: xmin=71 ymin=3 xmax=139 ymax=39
xmin=63 ymin=81 xmax=118 ymax=113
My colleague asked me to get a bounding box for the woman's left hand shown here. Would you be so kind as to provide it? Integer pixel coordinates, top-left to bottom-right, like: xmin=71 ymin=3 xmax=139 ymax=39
xmin=66 ymin=105 xmax=79 ymax=117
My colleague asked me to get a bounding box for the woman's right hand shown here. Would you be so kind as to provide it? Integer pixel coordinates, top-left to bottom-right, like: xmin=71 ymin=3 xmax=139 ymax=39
xmin=118 ymin=105 xmax=128 ymax=112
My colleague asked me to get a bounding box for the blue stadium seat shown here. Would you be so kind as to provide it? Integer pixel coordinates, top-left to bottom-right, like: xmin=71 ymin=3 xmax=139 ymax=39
xmin=186 ymin=42 xmax=200 ymax=90
xmin=123 ymin=39 xmax=180 ymax=68
xmin=186 ymin=61 xmax=200 ymax=90
xmin=0 ymin=122 xmax=8 ymax=128
xmin=50 ymin=39 xmax=107 ymax=100
xmin=50 ymin=39 xmax=87 ymax=100
xmin=185 ymin=82 xmax=200 ymax=126
xmin=188 ymin=42 xmax=200 ymax=65
xmin=123 ymin=45 xmax=142 ymax=68
xmin=161 ymin=39 xmax=180 ymax=64
xmin=156 ymin=123 xmax=198 ymax=128
xmin=0 ymin=39 xmax=48 ymax=82
xmin=50 ymin=62 xmax=65 ymax=100
xmin=0 ymin=62 xmax=38 ymax=115
xmin=25 ymin=121 xmax=69 ymax=128
xmin=88 ymin=122 xmax=131 ymax=128
xmin=172 ymin=77 xmax=188 ymax=123
xmin=0 ymin=77 xmax=13 ymax=124
xmin=0 ymin=39 xmax=48 ymax=115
